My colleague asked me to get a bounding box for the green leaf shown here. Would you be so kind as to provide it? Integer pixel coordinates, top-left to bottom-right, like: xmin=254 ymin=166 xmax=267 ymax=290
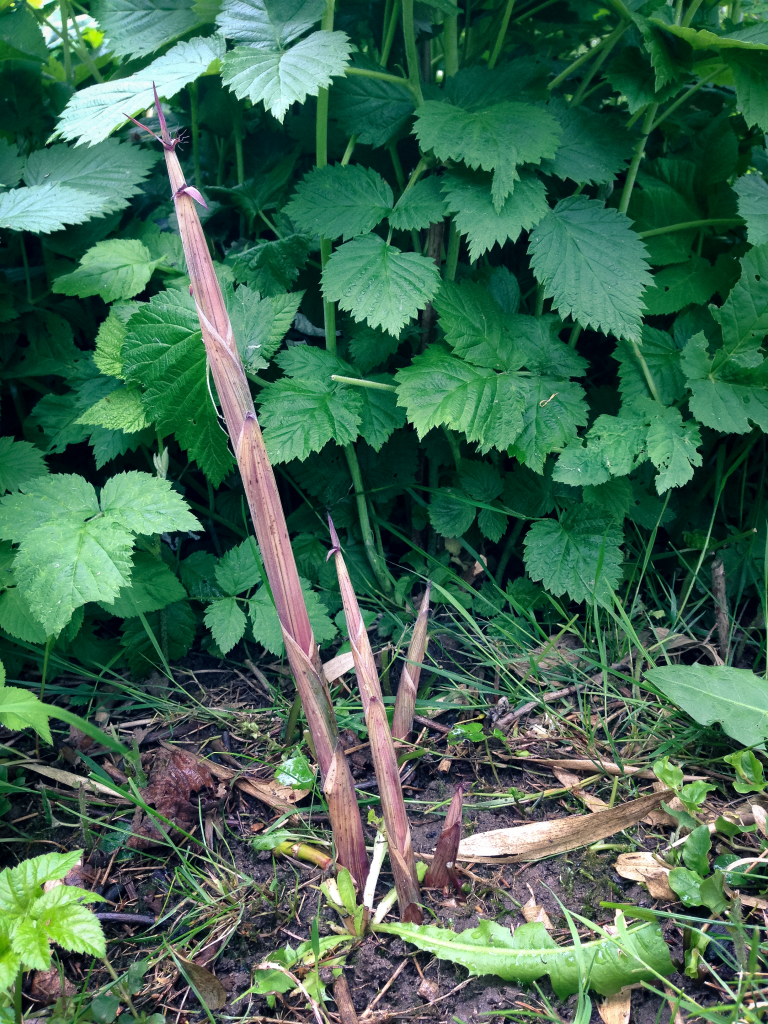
xmin=374 ymin=919 xmax=673 ymax=998
xmin=222 ymin=31 xmax=352 ymax=123
xmin=54 ymin=35 xmax=226 ymax=146
xmin=441 ymin=169 xmax=549 ymax=261
xmin=215 ymin=538 xmax=262 ymax=595
xmin=395 ymin=346 xmax=525 ymax=453
xmin=523 ymin=507 xmax=624 ymax=606
xmin=92 ymin=0 xmax=208 ymax=59
xmin=122 ymin=292 xmax=236 ymax=485
xmin=509 ymin=378 xmax=588 ymax=475
xmin=682 ymin=333 xmax=768 ymax=434
xmin=614 ymin=327 xmax=686 ymax=406
xmin=101 ymin=552 xmax=187 ymax=618
xmin=276 ymin=751 xmax=314 ymax=788
xmin=23 ymin=140 xmax=158 ymax=217
xmin=682 ymin=825 xmax=711 ymax=876
xmin=643 ymin=257 xmax=720 ymax=316
xmin=529 ymin=197 xmax=652 ymax=342
xmin=230 ymin=235 xmax=312 ymax=295
xmin=0 ymin=588 xmax=48 ymax=645
xmin=77 ymin=386 xmax=150 ymax=433
xmin=53 ymin=240 xmax=163 ymax=303
xmin=735 ymin=173 xmax=768 ymax=246
xmin=724 ymin=50 xmax=768 ymax=131
xmin=723 ymin=749 xmax=766 ymax=793
xmin=429 ymin=489 xmax=477 ymax=537
xmin=710 ymin=242 xmax=768 ymax=363
xmin=180 ymin=550 xmax=221 ymax=601
xmin=645 ymin=403 xmax=703 ymax=493
xmin=0 ymin=184 xmax=110 ymax=234
xmin=94 ymin=309 xmax=130 ymax=380
xmin=100 ymin=471 xmax=200 ymax=534
xmin=216 ymin=0 xmax=325 ymax=45
xmin=250 ymin=577 xmax=336 ymax=655
xmin=644 ymin=664 xmax=768 ymax=748
xmin=322 ymin=233 xmax=441 ymax=336
xmin=554 ymin=414 xmax=647 ymax=487
xmin=356 ymin=374 xmax=406 ymax=451
xmin=413 ymin=100 xmax=560 ymax=207
xmin=668 ymin=867 xmax=705 ymax=907
xmin=652 ymin=19 xmax=768 ymax=49
xmin=543 ymin=101 xmax=633 ymax=184
xmin=285 ymin=163 xmax=393 ymax=241
xmin=120 ymin=601 xmax=196 ymax=677
xmin=348 ymin=324 xmax=403 ymax=373
xmin=0 ymin=5 xmax=47 ymax=62
xmin=33 ymin=896 xmax=106 ymax=957
xmin=228 ymin=285 xmax=303 ymax=371
xmin=607 ymin=46 xmax=673 ymax=115
xmin=0 ymin=685 xmax=51 ymax=744
xmin=204 ymin=597 xmax=247 ymax=654
xmin=389 ymin=177 xmax=448 ymax=232
xmin=0 ymin=438 xmax=48 ymax=494
xmin=0 ymin=140 xmax=24 ymax=188
xmin=331 ymin=57 xmax=415 ymax=147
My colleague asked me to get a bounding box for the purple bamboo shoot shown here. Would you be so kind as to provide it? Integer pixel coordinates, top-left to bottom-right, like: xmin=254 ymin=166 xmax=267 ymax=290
xmin=392 ymin=583 xmax=431 ymax=741
xmin=423 ymin=784 xmax=464 ymax=895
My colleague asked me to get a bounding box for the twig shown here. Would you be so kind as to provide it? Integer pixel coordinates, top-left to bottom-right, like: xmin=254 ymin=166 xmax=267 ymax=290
xmin=360 ymin=959 xmax=408 ymax=1018
xmin=95 ymin=913 xmax=157 ymax=925
xmin=412 ymin=715 xmax=450 ymax=735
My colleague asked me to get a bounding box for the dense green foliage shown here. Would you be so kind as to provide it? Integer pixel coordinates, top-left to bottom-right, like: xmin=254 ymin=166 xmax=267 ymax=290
xmin=0 ymin=0 xmax=766 ymax=680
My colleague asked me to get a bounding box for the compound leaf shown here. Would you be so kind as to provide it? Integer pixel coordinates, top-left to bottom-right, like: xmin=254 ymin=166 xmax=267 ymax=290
xmin=216 ymin=0 xmax=325 ymax=45
xmin=205 ymin=597 xmax=247 ymax=654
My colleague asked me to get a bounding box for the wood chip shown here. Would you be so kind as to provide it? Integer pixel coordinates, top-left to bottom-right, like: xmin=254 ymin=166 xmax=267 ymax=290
xmin=457 ymin=790 xmax=671 ymax=862
xmin=614 ymin=852 xmax=676 ymax=901
xmin=598 ymin=986 xmax=632 ymax=1024
xmin=417 ymin=978 xmax=439 ymax=1003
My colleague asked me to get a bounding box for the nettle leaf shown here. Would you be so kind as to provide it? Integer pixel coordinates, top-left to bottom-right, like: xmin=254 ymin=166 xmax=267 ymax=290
xmin=523 ymin=507 xmax=624 ymax=606
xmin=389 ymin=177 xmax=448 ymax=232
xmin=395 ymin=346 xmax=525 ymax=454
xmin=331 ymin=56 xmax=415 ymax=147
xmin=0 ymin=184 xmax=109 ymax=234
xmin=285 ymin=163 xmax=393 ymax=241
xmin=0 ymin=139 xmax=24 ymax=188
xmin=441 ymin=169 xmax=549 ymax=262
xmin=92 ymin=0 xmax=208 ymax=59
xmin=322 ymin=233 xmax=441 ymax=336
xmin=0 ymin=438 xmax=48 ymax=494
xmin=77 ymin=387 xmax=150 ymax=433
xmin=643 ymin=256 xmax=720 ymax=316
xmin=230 ymin=235 xmax=312 ymax=295
xmin=529 ymin=196 xmax=652 ymax=342
xmin=682 ymin=332 xmax=768 ymax=434
xmin=53 ymin=241 xmax=163 ymax=303
xmin=250 ymin=576 xmax=336 ymax=655
xmin=222 ymin=31 xmax=352 ymax=123
xmin=227 ymin=285 xmax=303 ymax=371
xmin=54 ymin=35 xmax=226 ymax=146
xmin=0 ymin=472 xmax=198 ymax=634
xmin=543 ymin=101 xmax=633 ymax=184
xmin=357 ymin=374 xmax=407 ymax=451
xmin=24 ymin=140 xmax=157 ymax=217
xmin=413 ymin=100 xmax=560 ymax=209
xmin=724 ymin=50 xmax=768 ymax=132
xmin=205 ymin=597 xmax=247 ymax=654
xmin=614 ymin=326 xmax=686 ymax=406
xmin=348 ymin=324 xmax=404 ymax=373
xmin=645 ymin=403 xmax=703 ymax=492
xmin=258 ymin=347 xmax=362 ymax=462
xmin=429 ymin=488 xmax=477 ymax=537
xmin=216 ymin=0 xmax=325 ymax=45
xmin=102 ymin=552 xmax=186 ymax=618
xmin=509 ymin=378 xmax=588 ymax=475
xmin=94 ymin=309 xmax=130 ymax=380
xmin=712 ymin=240 xmax=768 ymax=363
xmin=735 ymin=173 xmax=768 ymax=246
xmin=122 ymin=292 xmax=235 ymax=486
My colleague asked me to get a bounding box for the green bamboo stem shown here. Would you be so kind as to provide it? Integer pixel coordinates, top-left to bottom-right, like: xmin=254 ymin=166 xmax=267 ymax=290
xmin=488 ymin=0 xmax=515 ymax=69
xmin=344 ymin=444 xmax=393 ymax=594
xmin=402 ymin=0 xmax=424 ymax=106
xmin=444 ymin=14 xmax=459 ymax=75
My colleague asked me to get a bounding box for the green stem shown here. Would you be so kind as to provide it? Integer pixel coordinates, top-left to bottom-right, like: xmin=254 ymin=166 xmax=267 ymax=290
xmin=402 ymin=0 xmax=424 ymax=106
xmin=548 ymin=26 xmax=622 ymax=91
xmin=568 ymin=323 xmax=582 ymax=349
xmin=344 ymin=444 xmax=393 ymax=593
xmin=39 ymin=633 xmax=55 ymax=705
xmin=284 ymin=694 xmax=301 ymax=746
xmin=444 ymin=220 xmax=460 ymax=280
xmin=618 ymin=102 xmax=658 ymax=216
xmin=535 ymin=282 xmax=545 ymax=316
xmin=442 ymin=426 xmax=461 ymax=470
xmin=381 ymin=0 xmax=401 ymax=67
xmin=189 ymin=81 xmax=201 ymax=189
xmin=345 ymin=66 xmax=410 ymax=88
xmin=232 ymin=102 xmax=245 ymax=186
xmin=638 ymin=217 xmax=743 ymax=239
xmin=568 ymin=21 xmax=627 ymax=107
xmin=388 ymin=141 xmax=406 ymax=191
xmin=682 ymin=0 xmax=706 ymax=25
xmin=341 ymin=134 xmax=358 ymax=165
xmin=60 ymin=0 xmax=71 ymax=82
xmin=331 ymin=375 xmax=397 ymax=391
xmin=14 ymin=967 xmax=22 ymax=1024
xmin=488 ymin=0 xmax=515 ymax=69
xmin=631 ymin=341 xmax=662 ymax=403
xmin=496 ymin=519 xmax=525 ymax=583
xmin=650 ymin=69 xmax=721 ymax=129
xmin=317 ymin=0 xmax=337 ymax=354
xmin=444 ymin=14 xmax=459 ymax=75
xmin=320 ymin=241 xmax=336 ymax=355
xmin=69 ymin=13 xmax=103 ymax=82
xmin=20 ymin=233 xmax=32 ymax=304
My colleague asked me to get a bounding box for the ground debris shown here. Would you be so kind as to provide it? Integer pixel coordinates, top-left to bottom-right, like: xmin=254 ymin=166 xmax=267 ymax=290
xmin=128 ymin=745 xmax=214 ymax=849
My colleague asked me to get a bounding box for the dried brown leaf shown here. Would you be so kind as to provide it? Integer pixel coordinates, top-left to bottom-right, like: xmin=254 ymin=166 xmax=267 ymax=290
xmin=614 ymin=852 xmax=676 ymax=901
xmin=521 ymin=894 xmax=553 ymax=929
xmin=177 ymin=957 xmax=227 ymax=1010
xmin=29 ymin=969 xmax=76 ymax=1004
xmin=598 ymin=987 xmax=632 ymax=1024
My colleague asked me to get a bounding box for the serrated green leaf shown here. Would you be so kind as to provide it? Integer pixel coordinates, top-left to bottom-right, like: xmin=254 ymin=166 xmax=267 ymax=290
xmin=554 ymin=414 xmax=647 ymax=487
xmin=180 ymin=550 xmax=221 ymax=601
xmin=682 ymin=332 xmax=768 ymax=433
xmin=582 ymin=477 xmax=635 ymax=521
xmin=54 ymin=240 xmax=162 ymax=302
xmin=356 ymin=374 xmax=406 ymax=451
xmin=322 ymin=233 xmax=441 ymax=336
xmin=227 ymin=285 xmax=303 ymax=371
xmin=396 ymin=347 xmax=524 ymax=452
xmin=413 ymin=100 xmax=560 ymax=206
xmin=92 ymin=0 xmax=208 ymax=59
xmin=23 ymin=140 xmax=157 ymax=217
xmin=330 ymin=57 xmax=414 ymax=147
xmin=645 ymin=403 xmax=703 ymax=492
xmin=101 ymin=552 xmax=187 ymax=618
xmin=530 ymin=197 xmax=652 ymax=342
xmin=389 ymin=176 xmax=449 ymax=232
xmin=123 ymin=292 xmax=235 ymax=485
xmin=230 ymin=234 xmax=312 ymax=295
xmin=607 ymin=46 xmax=673 ymax=115
xmin=348 ymin=324 xmax=403 ymax=373
xmin=204 ymin=597 xmax=247 ymax=654
xmin=0 ymin=140 xmax=24 ymax=188
xmin=0 ymin=685 xmax=51 ymax=744
xmin=509 ymin=378 xmax=588 ymax=474
xmin=655 ymin=19 xmax=768 ymax=49
xmin=0 ymin=438 xmax=48 ymax=494
xmin=216 ymin=0 xmax=325 ymax=45
xmin=429 ymin=488 xmax=476 ymax=537
xmin=460 ymin=460 xmax=503 ymax=501
xmin=441 ymin=169 xmax=549 ymax=261
xmin=544 ymin=101 xmax=633 ymax=184
xmin=643 ymin=256 xmax=720 ymax=316
xmin=724 ymin=50 xmax=768 ymax=131
xmin=100 ymin=470 xmax=201 ymax=534
xmin=614 ymin=326 xmax=686 ymax=406
xmin=0 ymin=184 xmax=109 ymax=234
xmin=94 ymin=310 xmax=128 ymax=380
xmin=0 ymin=5 xmax=47 ymax=62
xmin=222 ymin=31 xmax=351 ymax=122
xmin=215 ymin=538 xmax=262 ymax=595
xmin=285 ymin=163 xmax=393 ymax=241
xmin=250 ymin=577 xmax=336 ymax=654
xmin=54 ymin=35 xmax=226 ymax=146
xmin=77 ymin=386 xmax=150 ymax=433
xmin=0 ymin=588 xmax=49 ymax=645
xmin=523 ymin=507 xmax=623 ymax=605
xmin=711 ymin=241 xmax=768 ymax=362
xmin=735 ymin=173 xmax=768 ymax=245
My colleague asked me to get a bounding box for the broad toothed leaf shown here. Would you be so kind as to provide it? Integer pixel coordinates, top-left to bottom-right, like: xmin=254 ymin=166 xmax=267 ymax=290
xmin=285 ymin=163 xmax=393 ymax=241
xmin=230 ymin=234 xmax=312 ymax=295
xmin=77 ymin=386 xmax=150 ymax=434
xmin=642 ymin=256 xmax=720 ymax=316
xmin=682 ymin=332 xmax=768 ymax=434
xmin=543 ymin=101 xmax=633 ymax=184
xmin=92 ymin=0 xmax=209 ymax=58
xmin=0 ymin=184 xmax=109 ymax=234
xmin=0 ymin=686 xmax=51 ymax=744
xmin=205 ymin=597 xmax=247 ymax=654
xmin=614 ymin=326 xmax=686 ymax=406
xmin=389 ymin=176 xmax=449 ymax=232
xmin=53 ymin=240 xmax=163 ymax=303
xmin=0 ymin=438 xmax=48 ymax=494
xmin=216 ymin=0 xmax=326 ymax=45
xmin=331 ymin=56 xmax=415 ymax=147
xmin=735 ymin=173 xmax=768 ymax=246
xmin=227 ymin=285 xmax=303 ymax=371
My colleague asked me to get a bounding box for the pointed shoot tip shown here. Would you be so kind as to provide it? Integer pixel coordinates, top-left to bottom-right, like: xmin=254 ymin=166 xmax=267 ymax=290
xmin=326 ymin=514 xmax=341 ymax=559
xmin=152 ymin=82 xmax=172 ymax=146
